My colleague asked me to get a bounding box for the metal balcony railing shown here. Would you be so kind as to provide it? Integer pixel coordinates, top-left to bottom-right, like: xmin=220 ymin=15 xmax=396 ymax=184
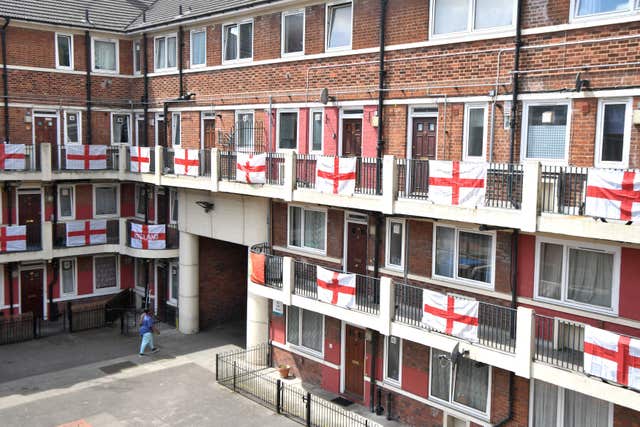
xmin=250 ymin=243 xmax=284 ymax=289
xmin=0 ymin=144 xmax=39 ymax=172
xmin=162 ymin=148 xmax=211 ymax=177
xmin=219 ymin=151 xmax=285 ymax=185
xmin=539 ymin=165 xmax=589 ymax=216
xmin=52 ymin=145 xmax=119 ymax=171
xmin=125 ymin=146 xmax=156 ymax=173
xmin=53 ymin=219 xmax=120 ymax=248
xmin=294 ymin=155 xmax=382 ymax=195
xmin=125 ymin=220 xmax=179 ymax=249
xmin=534 ymin=314 xmax=585 ymax=372
xmin=0 ymin=223 xmax=42 ymax=253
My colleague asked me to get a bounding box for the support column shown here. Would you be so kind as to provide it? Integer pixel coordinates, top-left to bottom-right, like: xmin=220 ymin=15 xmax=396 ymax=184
xmin=179 ymin=231 xmax=199 ymax=334
xmin=246 ymin=292 xmax=269 ymax=348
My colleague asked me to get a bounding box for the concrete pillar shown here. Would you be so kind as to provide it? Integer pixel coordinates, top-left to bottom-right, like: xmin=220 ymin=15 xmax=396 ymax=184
xmin=246 ymin=292 xmax=269 ymax=348
xmin=379 ymin=276 xmax=393 ymax=336
xmin=382 ymin=155 xmax=397 ymax=215
xmin=179 ymin=231 xmax=199 ymax=334
xmin=520 ymin=160 xmax=541 ymax=233
xmin=282 ymin=256 xmax=294 ymax=306
xmin=514 ymin=306 xmax=535 ymax=378
xmin=210 ymin=147 xmax=219 ymax=192
xmin=40 ymin=143 xmax=52 ymax=181
xmin=283 ymin=151 xmax=295 ymax=201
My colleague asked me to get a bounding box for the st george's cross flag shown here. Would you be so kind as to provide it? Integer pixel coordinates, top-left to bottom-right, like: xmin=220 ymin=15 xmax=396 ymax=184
xmin=173 ymin=148 xmax=200 ymax=176
xmin=584 ymin=325 xmax=640 ymax=389
xmin=130 ymin=223 xmax=166 ymax=249
xmin=66 ymin=219 xmax=107 ymax=247
xmin=65 ymin=144 xmax=108 ymax=170
xmin=236 ymin=153 xmax=266 ymax=184
xmin=428 ymin=160 xmax=486 ymax=207
xmin=316 ymin=266 xmax=356 ymax=309
xmin=130 ymin=146 xmax=151 ymax=173
xmin=316 ymin=156 xmax=357 ymax=196
xmin=422 ymin=289 xmax=479 ymax=342
xmin=0 ymin=144 xmax=26 ymax=170
xmin=585 ymin=169 xmax=640 ymax=222
xmin=0 ymin=225 xmax=27 ymax=252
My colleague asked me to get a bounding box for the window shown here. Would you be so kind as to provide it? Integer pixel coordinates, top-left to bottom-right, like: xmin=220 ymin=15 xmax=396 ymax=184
xmin=309 ymin=110 xmax=323 ymax=153
xmin=535 ymin=237 xmax=620 ymax=313
xmin=135 ymin=258 xmax=146 ymax=290
xmin=94 ymin=255 xmax=118 ymax=291
xmin=573 ymin=0 xmax=639 ymax=18
xmin=92 ymin=38 xmax=118 ymax=72
xmin=223 ymin=21 xmax=253 ymax=62
xmin=170 ymin=189 xmax=178 ymax=224
xmin=112 ymin=113 xmax=131 ymax=145
xmin=278 ymin=111 xmax=298 ymax=150
xmin=155 ymin=113 xmax=165 ymax=146
xmin=384 ymin=336 xmax=402 ymax=385
xmin=58 ymin=186 xmax=75 ymax=220
xmin=522 ymin=103 xmax=570 ymax=162
xmin=288 ymin=205 xmax=326 ymax=253
xmin=236 ymin=111 xmax=254 ymax=150
xmin=326 ymin=3 xmax=353 ymax=50
xmin=282 ymin=10 xmax=304 ymax=55
xmin=431 ymin=0 xmax=515 ymax=36
xmin=60 ymin=259 xmax=77 ymax=296
xmin=135 ymin=185 xmax=147 ymax=218
xmin=530 ymin=380 xmax=611 ymax=427
xmin=133 ymin=40 xmax=142 ymax=74
xmin=595 ymin=99 xmax=631 ymax=168
xmin=172 ymin=112 xmax=181 ymax=146
xmin=433 ymin=225 xmax=494 ymax=287
xmin=430 ymin=349 xmax=490 ymax=416
xmin=287 ymin=306 xmax=323 ymax=354
xmin=154 ymin=34 xmax=177 ymax=71
xmin=463 ymin=105 xmax=486 ymax=161
xmin=191 ymin=29 xmax=207 ymax=67
xmin=55 ymin=33 xmax=73 ymax=69
xmin=64 ymin=111 xmax=81 ymax=144
xmin=169 ymin=262 xmax=179 ymax=304
xmin=385 ymin=219 xmax=405 ymax=270
xmin=94 ymin=185 xmax=118 ymax=217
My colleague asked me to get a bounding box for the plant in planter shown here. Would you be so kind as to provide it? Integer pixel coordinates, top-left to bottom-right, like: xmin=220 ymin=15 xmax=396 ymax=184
xmin=278 ymin=364 xmax=291 ymax=378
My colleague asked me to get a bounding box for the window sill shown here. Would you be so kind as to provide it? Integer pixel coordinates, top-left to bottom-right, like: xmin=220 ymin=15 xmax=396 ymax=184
xmin=275 ymin=245 xmax=336 ymax=263
xmin=56 ymin=66 xmax=74 ymax=71
xmin=429 ymin=28 xmax=515 ymax=44
xmin=533 ymin=295 xmax=617 ymax=317
xmin=325 ymin=45 xmax=352 ymax=53
xmin=222 ymin=58 xmax=253 ymax=65
xmin=432 ymin=274 xmax=494 ymax=292
xmin=277 ymin=341 xmax=327 ymax=365
xmin=428 ymin=395 xmax=490 ymax=422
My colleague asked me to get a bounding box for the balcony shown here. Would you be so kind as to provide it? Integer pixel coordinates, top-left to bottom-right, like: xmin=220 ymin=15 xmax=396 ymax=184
xmin=295 ymin=155 xmax=382 ymax=196
xmin=124 ymin=220 xmax=179 ymax=253
xmin=53 ymin=219 xmax=120 ymax=253
xmin=125 ymin=146 xmax=156 ymax=174
xmin=251 ymin=244 xmax=284 ymax=290
xmin=51 ymin=145 xmax=120 ymax=179
xmin=161 ymin=148 xmax=211 ymax=177
xmin=219 ymin=151 xmax=285 ymax=186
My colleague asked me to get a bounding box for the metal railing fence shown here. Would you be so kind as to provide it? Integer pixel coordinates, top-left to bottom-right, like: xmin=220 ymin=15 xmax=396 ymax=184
xmin=539 ymin=165 xmax=589 ymax=216
xmin=219 ymin=151 xmax=285 ymax=185
xmin=52 ymin=145 xmax=119 ymax=171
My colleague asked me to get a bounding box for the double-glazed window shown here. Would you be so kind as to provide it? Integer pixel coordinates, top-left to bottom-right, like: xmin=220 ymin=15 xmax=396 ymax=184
xmin=384 ymin=336 xmax=402 ymax=385
xmin=385 ymin=219 xmax=405 ymax=270
xmin=596 ymin=99 xmax=631 ymax=168
xmin=58 ymin=185 xmax=75 ymax=220
xmin=155 ymin=35 xmax=177 ymax=71
xmin=309 ymin=110 xmax=323 ymax=153
xmin=223 ymin=21 xmax=253 ymax=62
xmin=172 ymin=112 xmax=181 ymax=146
xmin=434 ymin=226 xmax=494 ymax=287
xmin=288 ymin=205 xmax=326 ymax=253
xmin=94 ymin=255 xmax=118 ymax=290
xmin=573 ymin=0 xmax=640 ymax=18
xmin=536 ymin=237 xmax=619 ymax=313
xmin=463 ymin=104 xmax=487 ymax=161
xmin=94 ymin=185 xmax=119 ymax=217
xmin=287 ymin=306 xmax=323 ymax=354
xmin=531 ymin=380 xmax=611 ymax=427
xmin=56 ymin=33 xmax=73 ymax=70
xmin=60 ymin=258 xmax=77 ymax=296
xmin=431 ymin=0 xmax=515 ymax=36
xmin=326 ymin=3 xmax=353 ymax=50
xmin=64 ymin=111 xmax=81 ymax=144
xmin=282 ymin=10 xmax=304 ymax=55
xmin=522 ymin=103 xmax=570 ymax=162
xmin=92 ymin=39 xmax=118 ymax=72
xmin=278 ymin=111 xmax=298 ymax=150
xmin=112 ymin=113 xmax=131 ymax=145
xmin=191 ymin=29 xmax=207 ymax=67
xmin=133 ymin=40 xmax=142 ymax=74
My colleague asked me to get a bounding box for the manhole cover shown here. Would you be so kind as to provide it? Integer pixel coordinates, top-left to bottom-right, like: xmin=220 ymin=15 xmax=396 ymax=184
xmin=99 ymin=361 xmax=137 ymax=375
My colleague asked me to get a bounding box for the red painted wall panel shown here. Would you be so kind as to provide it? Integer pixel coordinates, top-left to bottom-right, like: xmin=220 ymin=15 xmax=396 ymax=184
xmin=517 ymin=234 xmax=536 ymax=298
xmin=120 ymin=183 xmax=135 ymax=217
xmin=362 ymin=105 xmax=378 ymax=157
xmin=77 ymin=256 xmax=93 ymax=295
xmin=323 ymin=107 xmax=339 ymax=155
xmin=298 ymin=108 xmax=309 ymax=154
xmin=75 ymin=184 xmax=93 ymax=220
xmin=120 ymin=256 xmax=134 ymax=289
xmin=271 ymin=304 xmax=286 ymax=344
xmin=402 ymin=365 xmax=429 ymax=399
xmin=321 ymin=365 xmax=340 ymax=394
xmin=619 ymin=247 xmax=640 ymax=322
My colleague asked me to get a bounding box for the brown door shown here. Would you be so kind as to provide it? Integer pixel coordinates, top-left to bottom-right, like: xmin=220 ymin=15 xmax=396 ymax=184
xmin=136 ymin=118 xmax=145 ymax=147
xmin=18 ymin=192 xmax=42 ymax=249
xmin=35 ymin=116 xmax=57 ymax=145
xmin=20 ymin=268 xmax=44 ymax=318
xmin=203 ymin=119 xmax=216 ymax=148
xmin=411 ymin=117 xmax=437 ymax=160
xmin=344 ymin=325 xmax=365 ymax=398
xmin=157 ymin=189 xmax=168 ymax=224
xmin=157 ymin=119 xmax=167 ymax=147
xmin=346 ymin=222 xmax=367 ymax=275
xmin=342 ymin=119 xmax=362 ymax=157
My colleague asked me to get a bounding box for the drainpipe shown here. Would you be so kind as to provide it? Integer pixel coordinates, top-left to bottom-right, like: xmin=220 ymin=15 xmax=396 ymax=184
xmin=49 ymin=184 xmax=58 ymax=319
xmin=370 ymin=212 xmax=383 ymax=412
xmin=143 ymin=33 xmax=149 ymax=146
xmin=5 ymin=181 xmax=13 ymax=314
xmin=1 ymin=17 xmax=10 ymax=143
xmin=178 ymin=26 xmax=184 ymax=98
xmin=507 ymin=0 xmax=523 ymax=203
xmin=375 ymin=0 xmax=388 ymax=195
xmin=85 ymin=30 xmax=93 ymax=145
xmin=163 ymin=102 xmax=169 ymax=147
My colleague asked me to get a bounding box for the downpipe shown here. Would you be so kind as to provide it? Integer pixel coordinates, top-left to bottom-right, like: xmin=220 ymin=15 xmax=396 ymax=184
xmin=1 ymin=17 xmax=10 ymax=143
xmin=85 ymin=30 xmax=92 ymax=145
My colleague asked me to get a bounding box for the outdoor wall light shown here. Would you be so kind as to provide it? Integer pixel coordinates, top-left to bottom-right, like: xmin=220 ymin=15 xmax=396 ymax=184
xmin=196 ymin=200 xmax=214 ymax=213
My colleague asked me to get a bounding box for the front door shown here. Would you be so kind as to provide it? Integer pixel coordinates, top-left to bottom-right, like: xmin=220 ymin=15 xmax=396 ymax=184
xmin=346 ymin=222 xmax=367 ymax=275
xmin=342 ymin=119 xmax=362 ymax=157
xmin=35 ymin=116 xmax=57 ymax=145
xmin=135 ymin=117 xmax=146 ymax=146
xmin=156 ymin=119 xmax=166 ymax=147
xmin=20 ymin=268 xmax=44 ymax=318
xmin=411 ymin=117 xmax=437 ymax=160
xmin=18 ymin=191 xmax=42 ymax=249
xmin=344 ymin=325 xmax=365 ymax=398
xmin=157 ymin=189 xmax=168 ymax=224
xmin=203 ymin=119 xmax=216 ymax=148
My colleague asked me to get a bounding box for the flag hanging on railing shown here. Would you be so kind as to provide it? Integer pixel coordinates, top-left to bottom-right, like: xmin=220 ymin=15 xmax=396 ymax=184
xmin=422 ymin=289 xmax=479 ymax=342
xmin=66 ymin=145 xmax=108 ymax=170
xmin=249 ymin=252 xmax=266 ymax=285
xmin=130 ymin=146 xmax=151 ymax=173
xmin=428 ymin=160 xmax=486 ymax=207
xmin=236 ymin=153 xmax=266 ymax=184
xmin=174 ymin=148 xmax=200 ymax=176
xmin=0 ymin=225 xmax=27 ymax=252
xmin=316 ymin=156 xmax=357 ymax=195
xmin=316 ymin=266 xmax=356 ymax=309
xmin=584 ymin=325 xmax=640 ymax=389
xmin=66 ymin=219 xmax=107 ymax=247
xmin=585 ymin=169 xmax=640 ymax=221
xmin=130 ymin=223 xmax=166 ymax=249
xmin=0 ymin=144 xmax=26 ymax=170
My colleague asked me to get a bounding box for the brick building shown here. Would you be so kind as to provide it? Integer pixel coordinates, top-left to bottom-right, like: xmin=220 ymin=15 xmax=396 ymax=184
xmin=1 ymin=0 xmax=640 ymax=425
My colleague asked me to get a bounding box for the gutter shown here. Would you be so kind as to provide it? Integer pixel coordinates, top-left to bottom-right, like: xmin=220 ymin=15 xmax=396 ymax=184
xmin=1 ymin=17 xmax=10 ymax=143
xmin=85 ymin=30 xmax=92 ymax=145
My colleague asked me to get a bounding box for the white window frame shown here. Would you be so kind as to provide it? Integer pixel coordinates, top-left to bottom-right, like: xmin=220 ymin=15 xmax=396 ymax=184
xmin=134 ymin=258 xmax=147 ymax=292
xmin=428 ymin=348 xmax=492 ymax=419
xmin=594 ymin=97 xmax=633 ymax=169
xmin=63 ymin=110 xmax=82 ymax=145
xmin=171 ymin=112 xmax=181 ymax=147
xmin=570 ymin=0 xmax=640 ymax=22
xmin=190 ymin=28 xmax=207 ymax=68
xmin=222 ymin=19 xmax=254 ymax=63
xmin=429 ymin=0 xmax=517 ymax=39
xmin=169 ymin=189 xmax=179 ymax=225
xmin=287 ymin=204 xmax=328 ymax=255
xmin=59 ymin=258 xmax=78 ymax=297
xmin=462 ymin=103 xmax=488 ymax=162
xmin=154 ymin=33 xmax=178 ymax=71
xmin=57 ymin=185 xmax=76 ymax=220
xmin=92 ymin=184 xmax=120 ymax=218
xmin=383 ymin=335 xmax=402 ymax=387
xmin=286 ymin=305 xmax=325 ymax=358
xmin=520 ymin=101 xmax=572 ymax=165
xmin=309 ymin=109 xmax=324 ymax=154
xmin=325 ymin=2 xmax=354 ymax=51
xmin=432 ymin=225 xmax=496 ymax=289
xmin=133 ymin=39 xmax=142 ymax=75
xmin=92 ymin=254 xmax=120 ymax=294
xmin=111 ymin=112 xmax=132 ymax=145
xmin=55 ymin=33 xmax=74 ymax=70
xmin=533 ymin=236 xmax=621 ymax=315
xmin=385 ymin=218 xmax=406 ymax=271
xmin=91 ymin=37 xmax=119 ymax=74
xmin=277 ymin=109 xmax=299 ymax=152
xmin=235 ymin=110 xmax=255 ymax=151
xmin=281 ymin=9 xmax=306 ymax=57
xmin=168 ymin=261 xmax=179 ymax=305
xmin=134 ymin=184 xmax=147 ymax=220
xmin=155 ymin=113 xmax=165 ymax=146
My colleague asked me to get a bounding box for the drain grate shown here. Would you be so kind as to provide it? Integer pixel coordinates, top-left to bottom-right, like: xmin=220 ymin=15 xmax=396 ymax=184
xmin=99 ymin=361 xmax=137 ymax=375
xmin=330 ymin=397 xmax=354 ymax=407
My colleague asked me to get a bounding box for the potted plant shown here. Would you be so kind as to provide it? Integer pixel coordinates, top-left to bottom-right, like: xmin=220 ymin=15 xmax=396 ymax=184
xmin=278 ymin=364 xmax=291 ymax=379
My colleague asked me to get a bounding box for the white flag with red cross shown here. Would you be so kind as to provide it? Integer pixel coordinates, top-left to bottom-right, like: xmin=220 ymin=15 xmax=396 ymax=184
xmin=130 ymin=146 xmax=151 ymax=173
xmin=174 ymin=148 xmax=200 ymax=176
xmin=584 ymin=325 xmax=640 ymax=389
xmin=66 ymin=219 xmax=107 ymax=247
xmin=0 ymin=225 xmax=27 ymax=252
xmin=585 ymin=169 xmax=640 ymax=222
xmin=130 ymin=223 xmax=166 ymax=249
xmin=66 ymin=145 xmax=108 ymax=170
xmin=316 ymin=266 xmax=356 ymax=309
xmin=0 ymin=144 xmax=26 ymax=170
xmin=422 ymin=289 xmax=479 ymax=342
xmin=316 ymin=156 xmax=357 ymax=196
xmin=236 ymin=153 xmax=266 ymax=184
xmin=428 ymin=160 xmax=486 ymax=207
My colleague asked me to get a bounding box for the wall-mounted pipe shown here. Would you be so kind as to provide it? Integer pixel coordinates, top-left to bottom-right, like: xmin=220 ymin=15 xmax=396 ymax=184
xmin=375 ymin=0 xmax=388 ymax=171
xmin=85 ymin=30 xmax=93 ymax=145
xmin=509 ymin=0 xmax=523 ymax=165
xmin=143 ymin=33 xmax=149 ymax=146
xmin=178 ymin=26 xmax=184 ymax=98
xmin=1 ymin=17 xmax=10 ymax=143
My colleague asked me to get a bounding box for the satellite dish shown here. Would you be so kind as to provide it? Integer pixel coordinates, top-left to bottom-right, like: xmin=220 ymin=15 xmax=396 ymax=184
xmin=320 ymin=88 xmax=330 ymax=105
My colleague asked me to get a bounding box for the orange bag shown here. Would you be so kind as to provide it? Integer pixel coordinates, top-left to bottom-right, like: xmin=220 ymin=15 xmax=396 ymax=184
xmin=249 ymin=252 xmax=266 ymax=285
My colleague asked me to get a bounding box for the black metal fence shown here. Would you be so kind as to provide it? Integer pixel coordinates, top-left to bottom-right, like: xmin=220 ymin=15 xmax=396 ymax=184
xmin=217 ymin=121 xmax=266 ymax=152
xmin=219 ymin=151 xmax=285 ymax=185
xmin=533 ymin=314 xmax=585 ymax=371
xmin=163 ymin=148 xmax=175 ymax=174
xmin=294 ymin=155 xmax=382 ymax=195
xmin=250 ymin=243 xmax=284 ymax=289
xmin=162 ymin=148 xmax=211 ymax=177
xmin=0 ymin=313 xmax=35 ymax=345
xmin=295 ymin=154 xmax=317 ymax=189
xmin=539 ymin=165 xmax=589 ymax=215
xmin=0 ymin=144 xmax=39 ymax=171
xmin=0 ymin=223 xmax=42 ymax=253
xmin=52 ymin=145 xmax=120 ymax=171
xmin=53 ymin=219 xmax=120 ymax=248
xmin=125 ymin=146 xmax=156 ymax=173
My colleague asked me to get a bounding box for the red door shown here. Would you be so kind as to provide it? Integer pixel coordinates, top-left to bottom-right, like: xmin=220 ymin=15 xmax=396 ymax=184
xmin=346 ymin=222 xmax=367 ymax=275
xmin=342 ymin=119 xmax=362 ymax=157
xmin=203 ymin=119 xmax=216 ymax=148
xmin=18 ymin=192 xmax=42 ymax=250
xmin=20 ymin=268 xmax=44 ymax=318
xmin=345 ymin=325 xmax=365 ymax=398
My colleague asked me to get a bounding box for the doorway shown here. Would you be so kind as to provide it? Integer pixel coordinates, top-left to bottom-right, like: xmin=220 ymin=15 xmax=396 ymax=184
xmin=20 ymin=267 xmax=44 ymax=318
xmin=344 ymin=324 xmax=365 ymax=399
xmin=411 ymin=117 xmax=437 ymax=160
xmin=17 ymin=190 xmax=42 ymax=250
xmin=202 ymin=112 xmax=216 ymax=149
xmin=346 ymin=218 xmax=368 ymax=275
xmin=155 ymin=114 xmax=166 ymax=147
xmin=341 ymin=119 xmax=362 ymax=157
xmin=33 ymin=112 xmax=58 ymax=169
